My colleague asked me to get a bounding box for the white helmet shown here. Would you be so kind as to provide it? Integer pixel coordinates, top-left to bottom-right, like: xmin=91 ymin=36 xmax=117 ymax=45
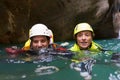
xmin=29 ymin=24 xmax=50 ymax=38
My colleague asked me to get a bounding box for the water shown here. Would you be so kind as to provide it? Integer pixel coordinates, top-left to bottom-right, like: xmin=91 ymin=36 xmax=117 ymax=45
xmin=0 ymin=39 xmax=120 ymax=80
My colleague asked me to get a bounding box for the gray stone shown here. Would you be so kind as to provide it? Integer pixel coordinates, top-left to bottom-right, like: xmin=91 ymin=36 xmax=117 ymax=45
xmin=0 ymin=0 xmax=118 ymax=43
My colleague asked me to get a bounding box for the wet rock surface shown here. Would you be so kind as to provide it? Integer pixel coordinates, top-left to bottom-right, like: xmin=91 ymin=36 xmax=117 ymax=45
xmin=0 ymin=0 xmax=118 ymax=43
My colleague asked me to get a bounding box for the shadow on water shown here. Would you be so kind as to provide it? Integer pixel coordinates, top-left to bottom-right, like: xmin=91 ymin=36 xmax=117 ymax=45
xmin=0 ymin=39 xmax=120 ymax=80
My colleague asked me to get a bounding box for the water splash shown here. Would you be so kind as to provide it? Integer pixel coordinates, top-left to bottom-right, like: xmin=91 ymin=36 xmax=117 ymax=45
xmin=109 ymin=71 xmax=120 ymax=80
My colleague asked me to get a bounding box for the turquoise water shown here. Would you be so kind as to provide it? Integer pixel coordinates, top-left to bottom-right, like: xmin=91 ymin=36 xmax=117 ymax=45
xmin=0 ymin=39 xmax=120 ymax=80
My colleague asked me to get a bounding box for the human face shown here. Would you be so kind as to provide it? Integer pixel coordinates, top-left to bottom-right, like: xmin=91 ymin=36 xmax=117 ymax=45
xmin=31 ymin=35 xmax=50 ymax=50
xmin=76 ymin=31 xmax=93 ymax=49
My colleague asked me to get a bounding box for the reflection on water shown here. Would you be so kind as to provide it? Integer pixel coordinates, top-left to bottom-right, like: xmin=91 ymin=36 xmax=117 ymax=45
xmin=0 ymin=39 xmax=120 ymax=80
xmin=70 ymin=59 xmax=96 ymax=80
xmin=35 ymin=65 xmax=59 ymax=75
xmin=109 ymin=71 xmax=120 ymax=80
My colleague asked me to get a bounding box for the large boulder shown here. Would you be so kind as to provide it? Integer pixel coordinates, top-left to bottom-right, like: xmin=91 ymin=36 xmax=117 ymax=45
xmin=0 ymin=0 xmax=118 ymax=43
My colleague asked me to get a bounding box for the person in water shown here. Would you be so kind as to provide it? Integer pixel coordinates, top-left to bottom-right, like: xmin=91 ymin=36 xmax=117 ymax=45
xmin=5 ymin=23 xmax=71 ymax=59
xmin=70 ymin=22 xmax=102 ymax=52
xmin=22 ymin=23 xmax=54 ymax=51
xmin=22 ymin=24 xmax=54 ymax=50
xmin=5 ymin=23 xmax=54 ymax=58
xmin=69 ymin=23 xmax=103 ymax=80
xmin=69 ymin=22 xmax=103 ymax=61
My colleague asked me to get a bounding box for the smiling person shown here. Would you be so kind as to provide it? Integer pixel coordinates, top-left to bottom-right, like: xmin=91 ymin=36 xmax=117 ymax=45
xmin=22 ymin=24 xmax=54 ymax=51
xmin=6 ymin=23 xmax=73 ymax=59
xmin=29 ymin=24 xmax=51 ymax=51
xmin=70 ymin=22 xmax=103 ymax=54
xmin=22 ymin=23 xmax=73 ymax=60
xmin=6 ymin=23 xmax=54 ymax=58
xmin=69 ymin=23 xmax=103 ymax=80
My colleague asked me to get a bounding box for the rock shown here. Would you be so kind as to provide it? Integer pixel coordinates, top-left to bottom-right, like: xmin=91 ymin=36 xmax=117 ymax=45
xmin=0 ymin=0 xmax=118 ymax=43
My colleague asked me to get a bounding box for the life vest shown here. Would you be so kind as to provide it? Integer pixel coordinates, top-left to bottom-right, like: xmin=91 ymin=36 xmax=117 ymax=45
xmin=70 ymin=41 xmax=102 ymax=63
xmin=22 ymin=39 xmax=31 ymax=51
xmin=69 ymin=41 xmax=102 ymax=52
xmin=48 ymin=43 xmax=67 ymax=51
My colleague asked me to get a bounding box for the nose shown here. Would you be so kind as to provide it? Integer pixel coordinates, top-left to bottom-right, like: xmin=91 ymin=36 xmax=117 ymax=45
xmin=82 ymin=35 xmax=86 ymax=40
xmin=37 ymin=41 xmax=42 ymax=48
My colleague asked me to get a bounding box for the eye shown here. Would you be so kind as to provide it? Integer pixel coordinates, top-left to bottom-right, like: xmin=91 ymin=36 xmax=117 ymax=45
xmin=85 ymin=33 xmax=90 ymax=36
xmin=77 ymin=33 xmax=83 ymax=37
xmin=41 ymin=39 xmax=46 ymax=43
xmin=33 ymin=40 xmax=38 ymax=43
